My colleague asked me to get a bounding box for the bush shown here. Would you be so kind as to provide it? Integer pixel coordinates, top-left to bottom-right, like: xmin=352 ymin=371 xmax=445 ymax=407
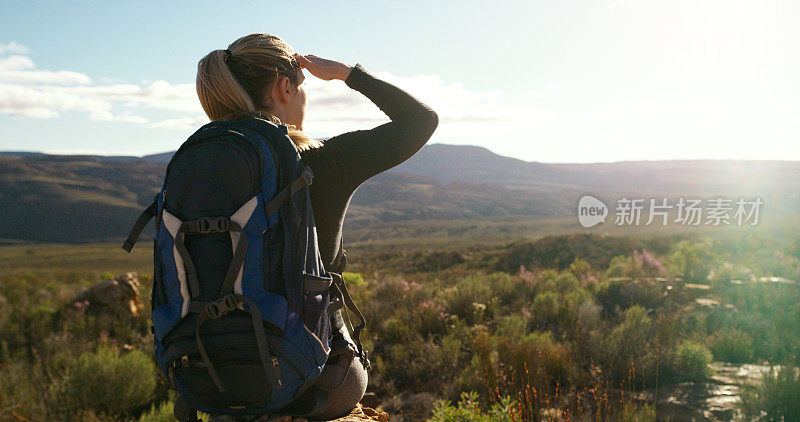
xmin=430 ymin=391 xmax=513 ymax=422
xmin=137 ymin=401 xmax=174 ymax=422
xmin=560 ymin=288 xmax=593 ymax=327
xmin=0 ymin=360 xmax=46 ymax=420
xmin=674 ymin=341 xmax=713 ymax=381
xmin=478 ymin=329 xmax=574 ymax=419
xmin=444 ymin=275 xmax=493 ymax=325
xmin=343 ymin=271 xmax=365 ymax=287
xmin=595 ymin=278 xmax=662 ymax=317
xmin=539 ymin=270 xmax=580 ymax=295
xmin=599 ymin=305 xmax=655 ymax=386
xmin=707 ymin=328 xmax=754 ymax=363
xmin=382 ymin=331 xmax=464 ymax=393
xmin=531 ymin=291 xmax=559 ymax=328
xmin=670 ymin=239 xmax=715 ymax=282
xmin=49 ymin=345 xmax=157 ymax=417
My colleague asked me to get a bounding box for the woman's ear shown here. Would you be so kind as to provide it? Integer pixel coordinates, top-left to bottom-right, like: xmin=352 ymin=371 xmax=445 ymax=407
xmin=271 ymin=76 xmax=291 ymax=104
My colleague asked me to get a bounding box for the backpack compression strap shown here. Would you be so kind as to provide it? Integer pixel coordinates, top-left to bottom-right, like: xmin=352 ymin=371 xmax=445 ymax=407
xmin=122 ymin=195 xmax=158 ymax=252
xmin=330 ymin=273 xmax=371 ymax=371
xmin=333 ymin=240 xmax=347 ymax=274
xmin=173 ymin=217 xmax=248 ymax=301
xmin=194 ymin=293 xmax=281 ymax=395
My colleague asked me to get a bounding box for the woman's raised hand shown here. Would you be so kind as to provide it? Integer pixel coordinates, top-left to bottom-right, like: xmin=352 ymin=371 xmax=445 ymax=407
xmin=294 ymin=53 xmax=352 ymax=81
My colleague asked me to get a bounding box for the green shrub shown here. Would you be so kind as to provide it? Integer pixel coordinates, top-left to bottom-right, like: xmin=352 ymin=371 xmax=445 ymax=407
xmin=444 ymin=275 xmax=493 ymax=325
xmin=430 ymin=391 xmax=513 ymax=422
xmin=343 ymin=271 xmax=365 ymax=287
xmin=707 ymin=328 xmax=754 ymax=363
xmin=618 ymin=401 xmax=656 ymax=422
xmin=483 ymin=272 xmax=525 ymax=310
xmin=50 ymin=345 xmax=157 ymax=417
xmin=569 ymin=257 xmax=590 ymax=278
xmin=540 ymin=271 xmax=580 ymax=295
xmin=412 ymin=296 xmax=451 ymax=339
xmin=674 ymin=341 xmax=713 ymax=381
xmin=599 ymin=305 xmax=655 ymax=385
xmin=531 ymin=291 xmax=559 ymax=328
xmin=495 ymin=314 xmax=527 ymax=338
xmin=137 ymin=401 xmax=175 ymax=422
xmin=595 ymin=278 xmax=662 ymax=317
xmin=482 ymin=329 xmax=574 ymax=417
xmin=560 ymin=288 xmax=593 ymax=326
xmin=383 ymin=331 xmax=464 ymax=393
xmin=670 ymin=239 xmax=715 ymax=282
xmin=0 ymin=360 xmax=47 ymax=420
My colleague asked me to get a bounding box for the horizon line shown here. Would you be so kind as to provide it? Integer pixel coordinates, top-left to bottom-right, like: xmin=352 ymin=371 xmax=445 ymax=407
xmin=2 ymin=144 xmax=799 ymax=165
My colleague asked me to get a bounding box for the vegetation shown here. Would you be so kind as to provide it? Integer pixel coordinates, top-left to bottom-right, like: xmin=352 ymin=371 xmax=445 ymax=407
xmin=741 ymin=365 xmax=800 ymax=421
xmin=0 ymin=229 xmax=798 ymax=420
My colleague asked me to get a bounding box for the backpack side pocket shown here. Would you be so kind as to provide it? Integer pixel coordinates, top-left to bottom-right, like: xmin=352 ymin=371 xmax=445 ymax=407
xmin=301 ymin=272 xmax=333 ymax=359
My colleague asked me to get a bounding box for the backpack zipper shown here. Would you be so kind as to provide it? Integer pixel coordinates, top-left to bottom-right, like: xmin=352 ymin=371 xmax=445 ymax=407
xmin=172 ymin=351 xmax=296 ymax=389
xmin=272 ymin=356 xmax=282 ymax=388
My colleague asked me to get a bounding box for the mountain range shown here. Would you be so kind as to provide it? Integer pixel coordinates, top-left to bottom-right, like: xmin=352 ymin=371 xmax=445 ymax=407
xmin=1 ymin=144 xmax=798 ymax=243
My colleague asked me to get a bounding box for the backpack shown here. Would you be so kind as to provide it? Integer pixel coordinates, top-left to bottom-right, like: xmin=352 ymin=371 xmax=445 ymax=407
xmin=122 ymin=117 xmax=370 ymax=421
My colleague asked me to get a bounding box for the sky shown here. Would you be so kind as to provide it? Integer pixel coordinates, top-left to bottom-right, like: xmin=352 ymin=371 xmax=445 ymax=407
xmin=0 ymin=0 xmax=798 ymax=163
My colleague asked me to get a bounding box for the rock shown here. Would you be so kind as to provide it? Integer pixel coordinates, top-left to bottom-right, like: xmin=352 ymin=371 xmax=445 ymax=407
xmin=71 ymin=272 xmax=143 ymax=317
xmin=695 ymin=298 xmax=721 ymax=308
xmin=328 ymin=403 xmax=389 ymax=421
xmin=380 ymin=392 xmax=438 ymax=421
xmin=209 ymin=404 xmax=389 ymax=422
xmin=359 ymin=392 xmax=381 ymax=409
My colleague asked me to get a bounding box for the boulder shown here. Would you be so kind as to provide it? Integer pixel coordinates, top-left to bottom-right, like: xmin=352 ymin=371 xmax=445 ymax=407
xmin=209 ymin=403 xmax=389 ymax=421
xmin=71 ymin=272 xmax=143 ymax=317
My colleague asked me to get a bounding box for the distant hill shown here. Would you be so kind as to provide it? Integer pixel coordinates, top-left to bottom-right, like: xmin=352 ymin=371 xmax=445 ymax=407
xmin=1 ymin=144 xmax=798 ymax=243
xmin=142 ymin=151 xmax=173 ymax=163
xmin=0 ymin=154 xmax=163 ymax=243
xmin=392 ymin=144 xmax=800 ymax=197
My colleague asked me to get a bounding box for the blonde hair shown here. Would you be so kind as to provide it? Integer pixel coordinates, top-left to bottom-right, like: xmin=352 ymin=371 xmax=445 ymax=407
xmin=196 ymin=33 xmax=322 ymax=152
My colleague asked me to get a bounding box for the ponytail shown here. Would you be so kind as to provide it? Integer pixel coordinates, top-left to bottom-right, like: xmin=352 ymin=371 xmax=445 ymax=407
xmin=196 ymin=49 xmax=256 ymax=121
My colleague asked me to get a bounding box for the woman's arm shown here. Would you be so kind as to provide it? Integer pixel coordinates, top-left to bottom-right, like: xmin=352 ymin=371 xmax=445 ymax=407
xmin=297 ymin=55 xmax=439 ymax=189
xmin=334 ymin=64 xmax=439 ymax=186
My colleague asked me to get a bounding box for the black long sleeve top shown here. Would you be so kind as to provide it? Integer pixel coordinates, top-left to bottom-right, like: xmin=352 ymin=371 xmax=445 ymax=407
xmin=299 ymin=63 xmax=439 ymax=270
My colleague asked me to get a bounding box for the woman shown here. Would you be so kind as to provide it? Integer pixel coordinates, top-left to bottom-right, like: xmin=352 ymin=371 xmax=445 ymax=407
xmin=196 ymin=33 xmax=438 ymax=420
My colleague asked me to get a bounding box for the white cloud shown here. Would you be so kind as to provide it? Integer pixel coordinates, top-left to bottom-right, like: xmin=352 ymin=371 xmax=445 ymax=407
xmin=62 ymin=81 xmax=201 ymax=113
xmin=0 ymin=55 xmax=33 ymax=70
xmin=0 ymin=83 xmax=109 ymax=119
xmin=0 ymin=50 xmax=201 ymax=122
xmin=150 ymin=115 xmax=209 ymax=130
xmin=0 ymin=55 xmax=91 ymax=85
xmin=0 ymin=41 xmax=29 ymax=55
xmin=0 ymin=47 xmax=553 ymax=143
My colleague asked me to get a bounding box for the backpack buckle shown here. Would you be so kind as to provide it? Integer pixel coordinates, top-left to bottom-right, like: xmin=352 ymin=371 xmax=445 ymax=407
xmin=204 ymin=294 xmax=241 ymax=320
xmin=196 ymin=217 xmax=229 ymax=234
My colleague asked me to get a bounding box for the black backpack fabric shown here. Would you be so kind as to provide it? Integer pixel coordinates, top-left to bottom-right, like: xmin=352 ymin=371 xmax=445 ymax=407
xmin=122 ymin=117 xmax=369 ymax=420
